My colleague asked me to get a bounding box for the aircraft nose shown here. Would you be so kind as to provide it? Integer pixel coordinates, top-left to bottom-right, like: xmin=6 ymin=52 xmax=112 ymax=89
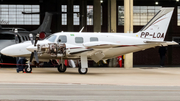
xmin=26 ymin=45 xmax=37 ymax=52
xmin=1 ymin=46 xmax=13 ymax=56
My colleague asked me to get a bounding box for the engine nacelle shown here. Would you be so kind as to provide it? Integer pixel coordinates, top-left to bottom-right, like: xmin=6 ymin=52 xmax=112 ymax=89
xmin=37 ymin=43 xmax=66 ymax=57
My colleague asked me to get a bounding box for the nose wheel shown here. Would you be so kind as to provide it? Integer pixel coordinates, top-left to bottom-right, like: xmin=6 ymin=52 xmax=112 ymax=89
xmin=25 ymin=64 xmax=32 ymax=73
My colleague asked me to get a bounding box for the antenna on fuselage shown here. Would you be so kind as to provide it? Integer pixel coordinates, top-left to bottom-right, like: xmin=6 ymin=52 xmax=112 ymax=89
xmin=79 ymin=27 xmax=84 ymax=33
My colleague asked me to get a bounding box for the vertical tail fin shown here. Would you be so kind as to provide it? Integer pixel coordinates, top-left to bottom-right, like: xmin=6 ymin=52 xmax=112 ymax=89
xmin=137 ymin=8 xmax=174 ymax=41
xmin=32 ymin=12 xmax=53 ymax=33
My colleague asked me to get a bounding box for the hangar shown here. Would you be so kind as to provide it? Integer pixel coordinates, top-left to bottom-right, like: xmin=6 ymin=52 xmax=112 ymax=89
xmin=0 ymin=0 xmax=180 ymax=66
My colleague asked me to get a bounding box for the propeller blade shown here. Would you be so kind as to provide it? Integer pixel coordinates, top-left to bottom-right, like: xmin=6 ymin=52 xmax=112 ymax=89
xmin=34 ymin=50 xmax=39 ymax=63
xmin=30 ymin=52 xmax=34 ymax=62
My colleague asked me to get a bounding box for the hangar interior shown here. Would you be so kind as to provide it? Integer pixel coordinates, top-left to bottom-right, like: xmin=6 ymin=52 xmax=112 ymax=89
xmin=0 ymin=0 xmax=180 ymax=66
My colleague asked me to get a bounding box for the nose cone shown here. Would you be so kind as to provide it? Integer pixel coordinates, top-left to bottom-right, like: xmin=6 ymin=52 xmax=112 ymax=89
xmin=1 ymin=46 xmax=14 ymax=56
xmin=1 ymin=41 xmax=32 ymax=57
xmin=26 ymin=45 xmax=37 ymax=52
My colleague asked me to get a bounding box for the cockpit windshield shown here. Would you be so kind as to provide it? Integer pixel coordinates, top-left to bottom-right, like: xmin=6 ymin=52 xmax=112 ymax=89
xmin=0 ymin=34 xmax=15 ymax=40
xmin=45 ymin=35 xmax=57 ymax=42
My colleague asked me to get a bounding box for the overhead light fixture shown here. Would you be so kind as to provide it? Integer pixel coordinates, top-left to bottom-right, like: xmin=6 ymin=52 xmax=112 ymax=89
xmin=176 ymin=0 xmax=179 ymax=2
xmin=100 ymin=0 xmax=103 ymax=3
xmin=155 ymin=1 xmax=159 ymax=5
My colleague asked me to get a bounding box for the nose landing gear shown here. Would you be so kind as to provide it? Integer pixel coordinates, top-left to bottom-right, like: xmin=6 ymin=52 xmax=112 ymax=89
xmin=25 ymin=62 xmax=32 ymax=73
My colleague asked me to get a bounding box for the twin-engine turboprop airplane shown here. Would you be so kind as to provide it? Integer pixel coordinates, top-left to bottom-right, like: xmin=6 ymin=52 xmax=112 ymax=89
xmin=1 ymin=8 xmax=178 ymax=74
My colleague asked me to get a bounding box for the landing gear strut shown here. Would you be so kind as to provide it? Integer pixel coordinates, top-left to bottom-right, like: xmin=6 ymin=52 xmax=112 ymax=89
xmin=56 ymin=56 xmax=67 ymax=73
xmin=78 ymin=53 xmax=88 ymax=74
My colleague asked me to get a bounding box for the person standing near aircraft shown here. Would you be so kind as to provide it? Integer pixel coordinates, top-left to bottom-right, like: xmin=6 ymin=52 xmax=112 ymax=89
xmin=16 ymin=57 xmax=27 ymax=73
xmin=158 ymin=46 xmax=167 ymax=67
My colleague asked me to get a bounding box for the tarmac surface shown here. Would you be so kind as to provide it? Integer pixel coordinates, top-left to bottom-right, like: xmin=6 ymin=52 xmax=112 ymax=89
xmin=0 ymin=67 xmax=180 ymax=101
xmin=0 ymin=84 xmax=180 ymax=101
xmin=0 ymin=67 xmax=180 ymax=86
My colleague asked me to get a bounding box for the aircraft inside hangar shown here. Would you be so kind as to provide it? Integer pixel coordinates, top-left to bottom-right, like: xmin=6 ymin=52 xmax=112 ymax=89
xmin=0 ymin=0 xmax=180 ymax=70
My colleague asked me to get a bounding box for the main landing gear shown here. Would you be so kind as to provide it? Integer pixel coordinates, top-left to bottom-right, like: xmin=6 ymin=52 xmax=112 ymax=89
xmin=78 ymin=53 xmax=88 ymax=74
xmin=57 ymin=64 xmax=67 ymax=72
xmin=78 ymin=67 xmax=88 ymax=74
xmin=56 ymin=53 xmax=89 ymax=74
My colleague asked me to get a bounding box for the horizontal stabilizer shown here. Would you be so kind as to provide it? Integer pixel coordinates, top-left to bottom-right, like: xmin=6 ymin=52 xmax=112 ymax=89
xmin=144 ymin=41 xmax=166 ymax=43
xmin=144 ymin=40 xmax=178 ymax=46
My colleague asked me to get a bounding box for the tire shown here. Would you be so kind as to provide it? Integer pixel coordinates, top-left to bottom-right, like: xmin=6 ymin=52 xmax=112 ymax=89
xmin=78 ymin=67 xmax=88 ymax=74
xmin=57 ymin=64 xmax=67 ymax=73
xmin=25 ymin=64 xmax=32 ymax=73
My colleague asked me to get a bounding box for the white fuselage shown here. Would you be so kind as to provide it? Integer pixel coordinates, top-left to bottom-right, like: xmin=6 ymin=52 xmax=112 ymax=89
xmin=1 ymin=32 xmax=159 ymax=62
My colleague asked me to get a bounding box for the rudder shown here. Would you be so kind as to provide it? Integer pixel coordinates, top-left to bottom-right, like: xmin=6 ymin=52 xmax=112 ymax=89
xmin=137 ymin=8 xmax=174 ymax=41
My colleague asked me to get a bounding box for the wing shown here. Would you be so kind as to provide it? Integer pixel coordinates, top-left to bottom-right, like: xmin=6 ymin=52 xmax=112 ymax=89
xmin=68 ymin=41 xmax=120 ymax=62
xmin=83 ymin=41 xmax=120 ymax=48
xmin=68 ymin=41 xmax=120 ymax=55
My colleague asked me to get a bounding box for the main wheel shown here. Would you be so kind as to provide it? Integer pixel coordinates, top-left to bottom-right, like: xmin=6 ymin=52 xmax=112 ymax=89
xmin=57 ymin=64 xmax=67 ymax=73
xmin=25 ymin=64 xmax=32 ymax=73
xmin=78 ymin=67 xmax=88 ymax=74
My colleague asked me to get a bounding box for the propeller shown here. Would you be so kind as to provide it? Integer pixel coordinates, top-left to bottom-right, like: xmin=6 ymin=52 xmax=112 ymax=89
xmin=29 ymin=34 xmax=40 ymax=64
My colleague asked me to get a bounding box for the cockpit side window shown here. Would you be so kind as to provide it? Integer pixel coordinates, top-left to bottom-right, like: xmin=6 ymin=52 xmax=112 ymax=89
xmin=58 ymin=35 xmax=67 ymax=43
xmin=45 ymin=35 xmax=57 ymax=42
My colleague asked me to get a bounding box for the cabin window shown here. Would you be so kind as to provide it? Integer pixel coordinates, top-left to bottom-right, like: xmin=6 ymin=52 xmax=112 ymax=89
xmin=0 ymin=34 xmax=15 ymax=40
xmin=58 ymin=35 xmax=67 ymax=43
xmin=75 ymin=37 xmax=83 ymax=43
xmin=46 ymin=35 xmax=57 ymax=42
xmin=90 ymin=37 xmax=98 ymax=42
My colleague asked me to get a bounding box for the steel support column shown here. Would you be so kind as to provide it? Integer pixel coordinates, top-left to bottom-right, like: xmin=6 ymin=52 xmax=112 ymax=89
xmin=108 ymin=0 xmax=117 ymax=67
xmin=124 ymin=0 xmax=133 ymax=69
xmin=93 ymin=0 xmax=101 ymax=32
